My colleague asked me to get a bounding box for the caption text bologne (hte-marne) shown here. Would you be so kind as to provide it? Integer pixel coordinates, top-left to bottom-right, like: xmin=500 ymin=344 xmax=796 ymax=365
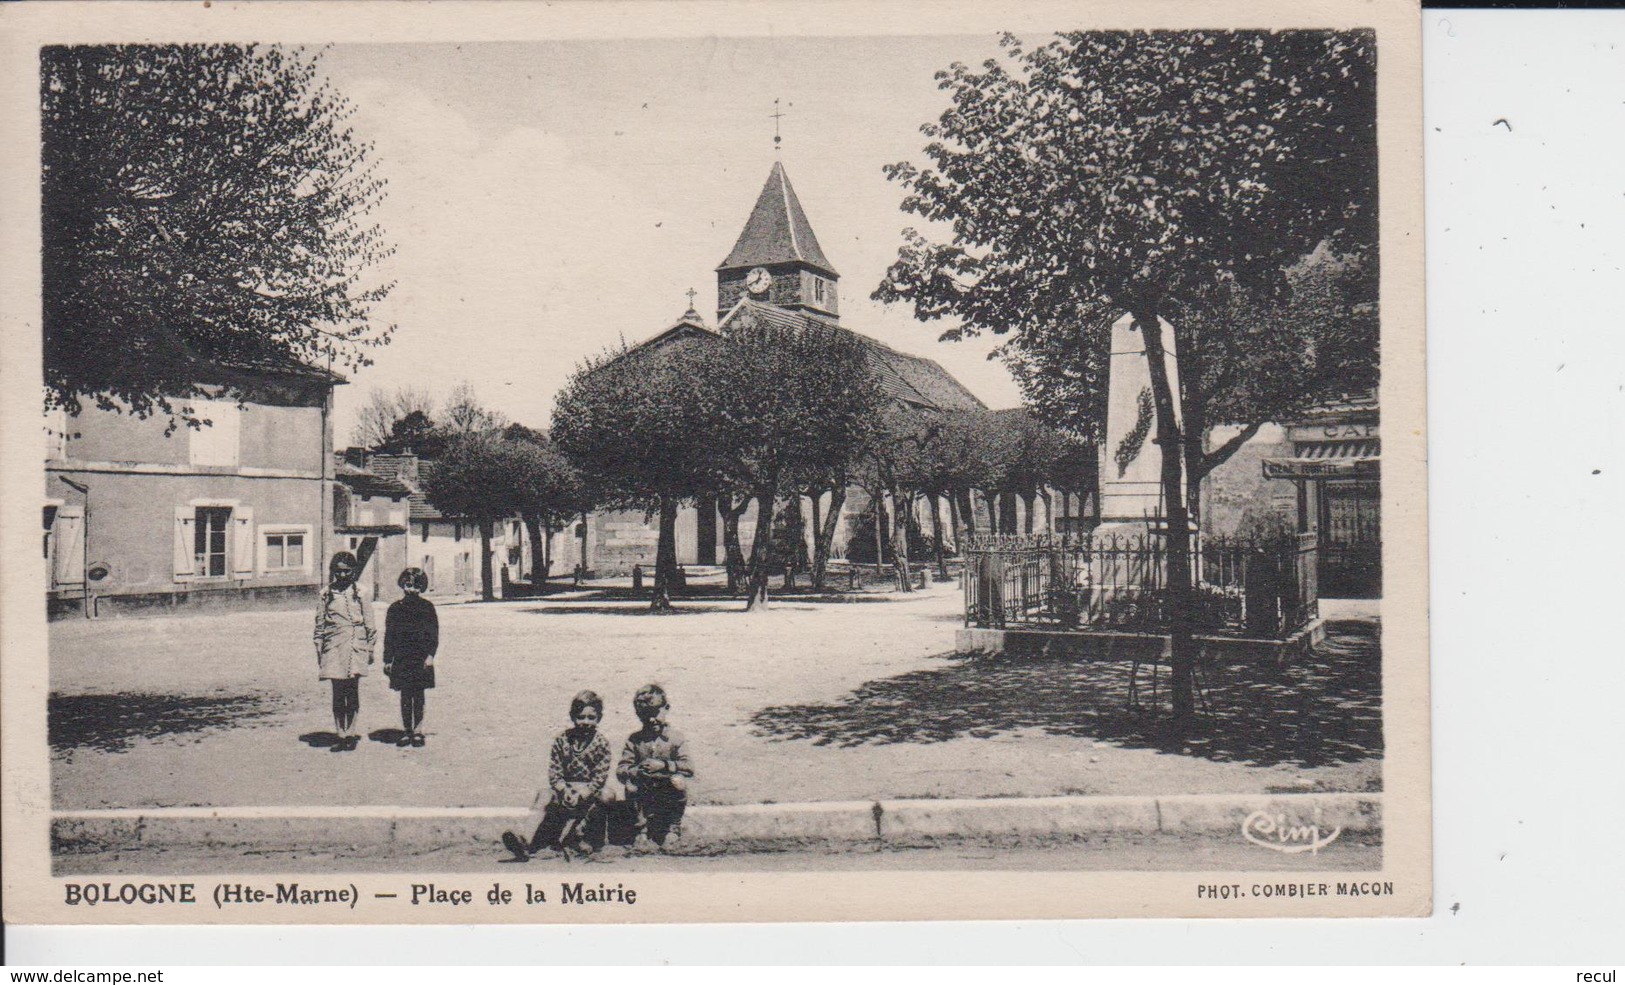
xmin=61 ymin=880 xmax=639 ymax=909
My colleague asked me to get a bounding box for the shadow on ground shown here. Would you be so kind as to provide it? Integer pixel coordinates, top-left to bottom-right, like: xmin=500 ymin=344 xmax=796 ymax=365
xmin=50 ymin=693 xmax=278 ymax=754
xmin=750 ymin=623 xmax=1382 ymax=769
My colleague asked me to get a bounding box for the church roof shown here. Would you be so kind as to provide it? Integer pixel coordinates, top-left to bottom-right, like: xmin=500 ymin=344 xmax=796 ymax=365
xmin=719 ymin=299 xmax=985 ymax=413
xmin=622 ymin=307 xmax=719 ymax=359
xmin=718 ymin=161 xmax=838 ymax=278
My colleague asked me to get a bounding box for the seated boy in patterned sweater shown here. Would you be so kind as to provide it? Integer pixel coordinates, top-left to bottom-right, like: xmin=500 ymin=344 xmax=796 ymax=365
xmin=616 ymin=684 xmax=693 ymax=851
xmin=503 ymin=689 xmax=612 ymax=862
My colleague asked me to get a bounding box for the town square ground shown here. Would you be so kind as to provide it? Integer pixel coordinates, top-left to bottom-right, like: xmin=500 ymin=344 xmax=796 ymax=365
xmin=49 ymin=580 xmax=1382 ymax=812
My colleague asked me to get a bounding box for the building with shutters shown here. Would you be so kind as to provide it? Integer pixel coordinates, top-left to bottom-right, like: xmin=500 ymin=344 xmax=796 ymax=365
xmin=43 ymin=360 xmax=343 ymax=619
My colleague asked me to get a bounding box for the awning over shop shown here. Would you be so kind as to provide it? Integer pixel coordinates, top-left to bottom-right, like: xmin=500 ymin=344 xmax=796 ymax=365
xmin=1262 ymin=440 xmax=1380 ymax=480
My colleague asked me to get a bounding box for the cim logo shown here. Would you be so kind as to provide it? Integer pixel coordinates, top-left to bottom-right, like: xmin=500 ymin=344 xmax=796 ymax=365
xmin=1242 ymin=810 xmax=1342 ymax=855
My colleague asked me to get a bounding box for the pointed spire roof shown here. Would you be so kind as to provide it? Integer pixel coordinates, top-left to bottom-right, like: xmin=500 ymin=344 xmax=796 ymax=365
xmin=718 ymin=161 xmax=838 ymax=278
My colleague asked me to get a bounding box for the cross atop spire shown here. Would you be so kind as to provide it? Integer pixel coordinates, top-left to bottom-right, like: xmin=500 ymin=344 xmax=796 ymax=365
xmin=685 ymin=287 xmax=698 ymax=308
xmin=771 ymin=98 xmax=785 ymax=154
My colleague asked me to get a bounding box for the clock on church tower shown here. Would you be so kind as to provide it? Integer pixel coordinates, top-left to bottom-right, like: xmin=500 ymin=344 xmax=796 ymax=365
xmin=715 ymin=161 xmax=840 ymax=321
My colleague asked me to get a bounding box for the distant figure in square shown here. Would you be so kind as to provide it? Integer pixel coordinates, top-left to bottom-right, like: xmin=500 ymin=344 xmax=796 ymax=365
xmin=502 ymin=690 xmax=612 ymax=862
xmin=617 ymin=684 xmax=693 ymax=851
xmin=314 ymin=551 xmax=375 ymax=752
xmin=383 ymin=567 xmax=438 ymax=748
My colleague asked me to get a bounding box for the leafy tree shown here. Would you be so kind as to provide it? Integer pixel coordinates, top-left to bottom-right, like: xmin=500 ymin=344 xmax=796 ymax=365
xmin=875 ymin=30 xmax=1376 ymax=730
xmin=421 ymin=433 xmax=526 ymax=602
xmin=42 ymin=44 xmax=394 ymax=424
xmin=552 ymin=340 xmax=717 ymax=611
xmin=502 ymin=424 xmax=589 ymax=583
xmin=987 ymin=408 xmax=1074 ymax=533
xmin=699 ymin=311 xmax=884 ymax=609
xmin=854 ymin=406 xmax=943 ymax=591
xmin=381 ymin=409 xmax=446 ymax=457
xmin=1002 ymin=249 xmax=1376 ymax=523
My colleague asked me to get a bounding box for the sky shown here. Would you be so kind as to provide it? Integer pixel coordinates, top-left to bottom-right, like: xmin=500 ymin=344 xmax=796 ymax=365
xmin=318 ymin=36 xmax=1027 ymax=445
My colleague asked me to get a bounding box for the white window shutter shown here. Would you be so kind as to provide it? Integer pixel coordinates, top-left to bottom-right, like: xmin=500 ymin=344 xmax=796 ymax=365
xmin=232 ymin=506 xmax=256 ymax=577
xmin=53 ymin=509 xmax=84 ymax=587
xmin=174 ymin=507 xmax=196 ymax=579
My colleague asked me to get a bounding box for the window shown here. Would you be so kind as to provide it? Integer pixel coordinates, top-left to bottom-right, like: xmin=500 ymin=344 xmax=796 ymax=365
xmin=421 ymin=521 xmax=430 ymax=543
xmin=187 ymin=399 xmax=241 ymax=467
xmin=815 ymin=278 xmax=826 ymax=303
xmin=261 ymin=526 xmax=312 ymax=573
xmin=454 ymin=522 xmax=462 ymax=543
xmin=195 ymin=507 xmax=232 ymax=577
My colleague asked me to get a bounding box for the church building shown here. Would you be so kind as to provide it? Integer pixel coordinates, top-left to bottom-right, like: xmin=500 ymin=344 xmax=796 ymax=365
xmin=578 ymin=160 xmax=985 ymax=576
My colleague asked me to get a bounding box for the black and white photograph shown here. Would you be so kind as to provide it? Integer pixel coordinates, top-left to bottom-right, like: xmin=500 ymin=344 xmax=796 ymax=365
xmin=2 ymin=0 xmax=1428 ymax=924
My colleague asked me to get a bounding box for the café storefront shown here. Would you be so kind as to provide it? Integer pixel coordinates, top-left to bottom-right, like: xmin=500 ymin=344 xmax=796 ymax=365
xmin=1262 ymin=398 xmax=1381 ymax=599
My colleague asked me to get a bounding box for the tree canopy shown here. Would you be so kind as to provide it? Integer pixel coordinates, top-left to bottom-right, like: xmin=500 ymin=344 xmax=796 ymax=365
xmin=875 ymin=29 xmax=1378 ymax=728
xmin=551 ymin=339 xmax=718 ymax=610
xmin=420 ymin=432 xmax=527 ymax=601
xmin=42 ymin=44 xmax=395 ymax=423
xmin=876 ymin=30 xmax=1376 ymax=329
xmin=699 ymin=312 xmax=884 ymax=606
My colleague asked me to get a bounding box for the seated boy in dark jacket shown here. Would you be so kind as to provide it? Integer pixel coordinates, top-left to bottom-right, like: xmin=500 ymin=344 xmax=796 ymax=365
xmin=616 ymin=684 xmax=692 ymax=851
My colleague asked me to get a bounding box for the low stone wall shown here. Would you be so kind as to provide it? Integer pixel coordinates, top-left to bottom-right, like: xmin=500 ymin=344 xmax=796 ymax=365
xmin=48 ymin=584 xmax=321 ymax=622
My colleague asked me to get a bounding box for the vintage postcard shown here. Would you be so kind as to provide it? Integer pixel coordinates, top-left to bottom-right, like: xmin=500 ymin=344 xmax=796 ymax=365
xmin=0 ymin=0 xmax=1428 ymax=924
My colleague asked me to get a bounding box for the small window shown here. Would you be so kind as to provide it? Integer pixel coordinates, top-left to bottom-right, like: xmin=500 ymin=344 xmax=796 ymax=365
xmin=815 ymin=278 xmax=826 ymax=303
xmin=454 ymin=522 xmax=462 ymax=543
xmin=421 ymin=521 xmax=430 ymax=543
xmin=263 ymin=530 xmax=306 ymax=571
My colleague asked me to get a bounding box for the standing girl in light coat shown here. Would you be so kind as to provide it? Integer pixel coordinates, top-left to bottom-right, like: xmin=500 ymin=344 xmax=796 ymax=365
xmin=315 ymin=551 xmax=375 ymax=751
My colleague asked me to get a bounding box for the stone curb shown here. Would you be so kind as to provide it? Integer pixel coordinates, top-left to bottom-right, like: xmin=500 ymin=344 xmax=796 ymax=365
xmin=53 ymin=793 xmax=1379 ymax=855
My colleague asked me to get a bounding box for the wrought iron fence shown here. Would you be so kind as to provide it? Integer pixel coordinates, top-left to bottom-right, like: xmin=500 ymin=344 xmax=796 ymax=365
xmin=962 ymin=531 xmax=1318 ymax=638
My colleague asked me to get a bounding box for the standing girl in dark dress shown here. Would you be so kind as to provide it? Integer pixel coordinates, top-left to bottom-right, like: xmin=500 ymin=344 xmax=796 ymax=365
xmin=383 ymin=568 xmax=438 ymax=748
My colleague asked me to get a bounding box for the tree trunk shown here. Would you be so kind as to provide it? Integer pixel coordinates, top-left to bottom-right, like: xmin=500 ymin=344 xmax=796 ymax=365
xmin=720 ymin=492 xmax=750 ymax=594
xmin=807 ymin=490 xmax=822 ymax=589
xmin=650 ymin=495 xmax=678 ymax=612
xmin=812 ymin=484 xmax=846 ymax=591
xmin=478 ymin=521 xmax=495 ymax=602
xmin=1023 ymin=491 xmax=1036 ymax=533
xmin=522 ymin=514 xmax=547 ymax=583
xmin=744 ymin=486 xmax=778 ymax=610
xmin=783 ymin=495 xmax=805 ymax=589
xmin=541 ymin=521 xmax=553 ymax=581
xmin=958 ymin=488 xmax=978 ymax=536
xmin=1183 ymin=395 xmax=1207 ymax=528
xmin=930 ymin=493 xmax=948 ymax=580
xmin=1135 ymin=313 xmax=1195 ymax=733
xmin=890 ymin=488 xmax=914 ymax=592
xmin=872 ymin=493 xmax=887 ymax=574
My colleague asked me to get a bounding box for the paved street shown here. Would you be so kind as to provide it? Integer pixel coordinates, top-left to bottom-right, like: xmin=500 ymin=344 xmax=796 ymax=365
xmin=50 ymin=582 xmax=1381 ymax=810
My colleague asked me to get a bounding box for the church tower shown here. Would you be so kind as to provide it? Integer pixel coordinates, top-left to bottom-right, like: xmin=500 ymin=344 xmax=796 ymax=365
xmin=716 ymin=161 xmax=840 ymax=322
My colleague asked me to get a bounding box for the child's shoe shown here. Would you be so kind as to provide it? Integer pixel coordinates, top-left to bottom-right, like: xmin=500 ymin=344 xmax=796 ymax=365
xmin=501 ymin=831 xmax=531 ymax=862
